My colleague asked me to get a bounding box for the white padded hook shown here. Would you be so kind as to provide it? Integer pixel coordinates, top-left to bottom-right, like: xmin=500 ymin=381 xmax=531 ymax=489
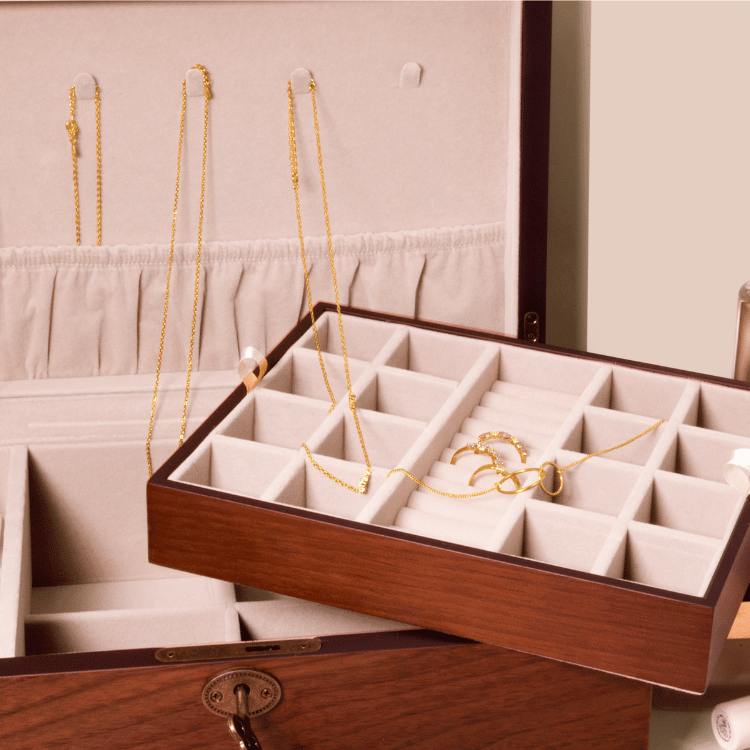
xmin=290 ymin=68 xmax=313 ymax=95
xmin=400 ymin=62 xmax=422 ymax=89
xmin=186 ymin=67 xmax=206 ymax=97
xmin=74 ymin=73 xmax=97 ymax=99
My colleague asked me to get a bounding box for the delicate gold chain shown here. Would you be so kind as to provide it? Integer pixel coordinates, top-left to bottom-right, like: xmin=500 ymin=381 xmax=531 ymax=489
xmin=66 ymin=84 xmax=102 ymax=246
xmin=288 ymin=78 xmax=372 ymax=494
xmin=558 ymin=419 xmax=664 ymax=472
xmin=147 ymin=65 xmax=211 ymax=476
xmin=388 ymin=419 xmax=666 ymax=499
xmin=66 ymin=87 xmax=80 ymax=246
xmin=287 ymin=81 xmax=336 ymax=410
xmin=95 ymin=87 xmax=102 ymax=246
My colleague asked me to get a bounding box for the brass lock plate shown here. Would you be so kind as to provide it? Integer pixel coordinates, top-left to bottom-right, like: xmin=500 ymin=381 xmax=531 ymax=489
xmin=202 ymin=668 xmax=282 ymax=719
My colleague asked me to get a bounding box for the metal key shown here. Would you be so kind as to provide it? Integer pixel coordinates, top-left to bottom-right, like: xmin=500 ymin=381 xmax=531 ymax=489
xmin=227 ymin=683 xmax=263 ymax=750
xmin=227 ymin=714 xmax=262 ymax=750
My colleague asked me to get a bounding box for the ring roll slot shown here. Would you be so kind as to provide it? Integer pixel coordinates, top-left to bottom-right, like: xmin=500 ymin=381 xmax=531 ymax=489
xmin=548 ymin=451 xmax=642 ymax=516
xmin=215 ymin=389 xmax=331 ymax=448
xmin=355 ymin=367 xmax=456 ymax=423
xmin=406 ymin=490 xmax=510 ymax=527
xmin=635 ymin=470 xmax=744 ymax=539
xmin=261 ymin=347 xmax=369 ymax=403
xmin=170 ymin=436 xmax=297 ymax=500
xmin=478 ymin=389 xmax=573 ymax=428
xmin=607 ymin=522 xmax=722 ymax=597
xmin=382 ymin=326 xmax=492 ymax=381
xmin=392 ymin=506 xmax=495 ymax=548
xmin=298 ymin=312 xmax=398 ymax=361
xmin=270 ymin=456 xmax=388 ymax=520
xmin=590 ymin=366 xmax=689 ymax=420
xmin=662 ymin=426 xmax=750 ymax=483
xmin=488 ymin=380 xmax=580 ymax=411
xmin=307 ymin=409 xmax=425 ymax=469
xmin=562 ymin=408 xmax=666 ymax=467
xmin=235 ymin=587 xmax=411 ymax=639
xmin=497 ymin=500 xmax=615 ymax=574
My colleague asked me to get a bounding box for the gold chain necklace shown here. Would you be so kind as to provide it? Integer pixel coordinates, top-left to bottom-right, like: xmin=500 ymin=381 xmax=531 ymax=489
xmin=388 ymin=419 xmax=665 ymax=499
xmin=146 ymin=65 xmax=211 ymax=476
xmin=287 ymin=78 xmax=372 ymax=494
xmin=66 ymin=83 xmax=102 ymax=246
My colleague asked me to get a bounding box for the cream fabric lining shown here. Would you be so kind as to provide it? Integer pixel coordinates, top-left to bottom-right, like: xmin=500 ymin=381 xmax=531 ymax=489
xmin=0 ymin=223 xmax=508 ymax=381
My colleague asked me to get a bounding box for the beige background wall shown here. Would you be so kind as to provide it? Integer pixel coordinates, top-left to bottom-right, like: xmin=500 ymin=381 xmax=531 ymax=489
xmin=580 ymin=1 xmax=750 ymax=378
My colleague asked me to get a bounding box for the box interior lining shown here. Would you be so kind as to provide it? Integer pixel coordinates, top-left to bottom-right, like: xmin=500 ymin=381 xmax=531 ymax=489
xmin=170 ymin=312 xmax=749 ymax=601
xmin=0 ymin=370 xmax=410 ymax=659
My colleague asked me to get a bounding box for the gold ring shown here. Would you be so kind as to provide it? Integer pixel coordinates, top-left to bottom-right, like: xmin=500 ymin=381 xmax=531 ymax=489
xmin=450 ymin=442 xmax=502 ymax=466
xmin=538 ymin=461 xmax=564 ymax=497
xmin=469 ymin=463 xmax=522 ymax=490
xmin=477 ymin=431 xmax=528 ymax=463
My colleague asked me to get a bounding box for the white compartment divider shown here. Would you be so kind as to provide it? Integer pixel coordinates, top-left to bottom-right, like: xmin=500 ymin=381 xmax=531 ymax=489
xmin=355 ymin=342 xmax=501 ymax=526
xmin=0 ymin=445 xmax=30 ymax=658
xmin=591 ymin=381 xmax=701 ymax=579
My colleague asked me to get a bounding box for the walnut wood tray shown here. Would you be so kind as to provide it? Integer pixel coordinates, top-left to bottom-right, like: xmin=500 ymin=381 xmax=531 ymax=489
xmin=148 ymin=303 xmax=750 ymax=694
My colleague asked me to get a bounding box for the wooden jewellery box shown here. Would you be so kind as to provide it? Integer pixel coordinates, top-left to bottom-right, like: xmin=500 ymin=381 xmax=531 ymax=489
xmin=0 ymin=365 xmax=652 ymax=749
xmin=0 ymin=2 xmax=654 ymax=747
xmin=149 ymin=303 xmax=750 ymax=701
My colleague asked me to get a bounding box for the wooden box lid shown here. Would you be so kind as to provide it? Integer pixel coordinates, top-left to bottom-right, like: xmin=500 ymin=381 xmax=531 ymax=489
xmin=149 ymin=303 xmax=750 ymax=694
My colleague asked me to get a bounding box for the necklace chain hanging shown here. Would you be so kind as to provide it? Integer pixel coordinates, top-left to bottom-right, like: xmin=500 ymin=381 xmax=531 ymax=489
xmin=66 ymin=83 xmax=102 ymax=246
xmin=287 ymin=78 xmax=372 ymax=494
xmin=146 ymin=64 xmax=211 ymax=477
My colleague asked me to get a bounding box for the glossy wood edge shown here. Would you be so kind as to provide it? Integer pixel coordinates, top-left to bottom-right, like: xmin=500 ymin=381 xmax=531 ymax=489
xmin=0 ymin=628 xmax=470 ymax=679
xmin=148 ymin=481 xmax=714 ymax=693
xmin=518 ymin=0 xmax=552 ymax=342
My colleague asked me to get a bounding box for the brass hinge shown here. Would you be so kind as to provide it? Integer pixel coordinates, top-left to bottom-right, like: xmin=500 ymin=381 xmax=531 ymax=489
xmin=523 ymin=311 xmax=540 ymax=343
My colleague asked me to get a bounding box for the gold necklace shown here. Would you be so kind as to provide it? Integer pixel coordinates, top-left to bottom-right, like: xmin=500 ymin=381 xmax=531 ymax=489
xmin=287 ymin=78 xmax=372 ymax=494
xmin=66 ymin=82 xmax=102 ymax=246
xmin=388 ymin=419 xmax=665 ymax=499
xmin=146 ymin=64 xmax=211 ymax=477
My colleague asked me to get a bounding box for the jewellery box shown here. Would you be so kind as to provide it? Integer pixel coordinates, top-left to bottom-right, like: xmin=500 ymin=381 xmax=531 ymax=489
xmin=148 ymin=303 xmax=750 ymax=701
xmin=1 ymin=369 xmax=654 ymax=749
xmin=0 ymin=2 xmax=651 ymax=747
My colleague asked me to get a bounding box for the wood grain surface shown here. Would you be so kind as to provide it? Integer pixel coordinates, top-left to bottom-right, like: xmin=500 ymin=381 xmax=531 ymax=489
xmin=0 ymin=640 xmax=650 ymax=749
xmin=148 ymin=482 xmax=716 ymax=693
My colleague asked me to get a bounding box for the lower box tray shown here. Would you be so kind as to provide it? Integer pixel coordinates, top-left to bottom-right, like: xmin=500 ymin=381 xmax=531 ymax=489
xmin=148 ymin=304 xmax=750 ymax=694
xmin=0 ymin=368 xmax=653 ymax=748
